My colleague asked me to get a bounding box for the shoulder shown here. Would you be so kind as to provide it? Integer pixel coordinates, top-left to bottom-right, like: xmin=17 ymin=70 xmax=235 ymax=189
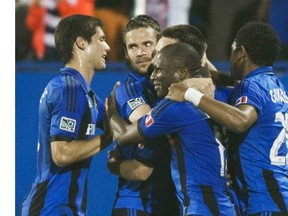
xmin=46 ymin=74 xmax=85 ymax=107
xmin=152 ymin=99 xmax=193 ymax=117
xmin=116 ymin=77 xmax=142 ymax=95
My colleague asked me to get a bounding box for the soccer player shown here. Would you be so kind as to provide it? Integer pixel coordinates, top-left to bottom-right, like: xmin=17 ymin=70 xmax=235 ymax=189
xmin=155 ymin=24 xmax=246 ymax=214
xmin=21 ymin=15 xmax=112 ymax=216
xmin=106 ymin=42 xmax=236 ymax=216
xmin=167 ymin=21 xmax=288 ymax=215
xmin=107 ymin=15 xmax=179 ymax=216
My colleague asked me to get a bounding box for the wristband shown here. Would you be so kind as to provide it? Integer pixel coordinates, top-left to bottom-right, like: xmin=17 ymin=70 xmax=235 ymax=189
xmin=184 ymin=88 xmax=204 ymax=107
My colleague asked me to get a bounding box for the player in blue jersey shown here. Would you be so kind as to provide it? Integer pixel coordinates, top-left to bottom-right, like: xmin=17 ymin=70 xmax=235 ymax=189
xmin=106 ymin=15 xmax=179 ymax=216
xmin=167 ymin=21 xmax=288 ymax=215
xmin=155 ymin=24 xmax=245 ymax=215
xmin=21 ymin=15 xmax=113 ymax=216
xmin=106 ymin=42 xmax=237 ymax=216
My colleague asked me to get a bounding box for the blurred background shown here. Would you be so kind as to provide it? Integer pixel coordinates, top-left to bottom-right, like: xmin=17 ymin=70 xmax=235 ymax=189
xmin=16 ymin=0 xmax=288 ymax=215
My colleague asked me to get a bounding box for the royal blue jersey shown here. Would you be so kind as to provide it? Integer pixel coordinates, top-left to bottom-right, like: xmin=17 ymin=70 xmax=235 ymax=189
xmin=138 ymin=99 xmax=236 ymax=216
xmin=228 ymin=66 xmax=288 ymax=214
xmin=21 ymin=68 xmax=105 ymax=216
xmin=113 ymin=71 xmax=179 ymax=215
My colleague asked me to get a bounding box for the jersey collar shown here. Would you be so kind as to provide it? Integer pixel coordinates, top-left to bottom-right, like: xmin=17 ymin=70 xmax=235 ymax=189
xmin=245 ymin=66 xmax=273 ymax=79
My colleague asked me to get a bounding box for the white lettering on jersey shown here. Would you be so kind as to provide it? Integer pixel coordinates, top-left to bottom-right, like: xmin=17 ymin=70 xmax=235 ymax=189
xmin=86 ymin=124 xmax=96 ymax=135
xmin=270 ymin=88 xmax=288 ymax=103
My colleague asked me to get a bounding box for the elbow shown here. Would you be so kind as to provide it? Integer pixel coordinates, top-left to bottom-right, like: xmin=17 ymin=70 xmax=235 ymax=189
xmin=52 ymin=154 xmax=71 ymax=167
xmin=51 ymin=145 xmax=73 ymax=167
xmin=135 ymin=167 xmax=153 ymax=181
xmin=229 ymin=120 xmax=250 ymax=133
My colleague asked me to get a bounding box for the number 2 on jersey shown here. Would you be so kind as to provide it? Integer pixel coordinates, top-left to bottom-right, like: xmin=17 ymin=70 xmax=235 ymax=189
xmin=270 ymin=112 xmax=288 ymax=165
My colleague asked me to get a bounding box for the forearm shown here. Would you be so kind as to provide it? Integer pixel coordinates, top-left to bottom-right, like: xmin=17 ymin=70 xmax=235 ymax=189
xmin=52 ymin=134 xmax=112 ymax=167
xmin=109 ymin=114 xmax=144 ymax=145
xmin=210 ymin=70 xmax=237 ymax=87
xmin=119 ymin=160 xmax=153 ymax=181
xmin=198 ymin=96 xmax=251 ymax=133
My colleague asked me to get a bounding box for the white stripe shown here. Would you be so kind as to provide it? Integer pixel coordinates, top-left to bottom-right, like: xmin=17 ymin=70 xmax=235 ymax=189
xmin=45 ymin=13 xmax=61 ymax=28
xmin=44 ymin=33 xmax=55 ymax=47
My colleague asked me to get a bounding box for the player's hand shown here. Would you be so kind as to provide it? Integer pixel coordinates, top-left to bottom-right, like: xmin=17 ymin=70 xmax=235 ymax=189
xmin=166 ymin=82 xmax=188 ymax=101
xmin=105 ymin=82 xmax=120 ymax=119
xmin=107 ymin=149 xmax=120 ymax=162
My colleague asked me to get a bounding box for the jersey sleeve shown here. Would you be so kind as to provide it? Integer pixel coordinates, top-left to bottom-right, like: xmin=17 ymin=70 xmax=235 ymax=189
xmin=48 ymin=80 xmax=85 ymax=141
xmin=138 ymin=100 xmax=204 ymax=139
xmin=115 ymin=80 xmax=149 ymax=121
xmin=232 ymin=80 xmax=263 ymax=113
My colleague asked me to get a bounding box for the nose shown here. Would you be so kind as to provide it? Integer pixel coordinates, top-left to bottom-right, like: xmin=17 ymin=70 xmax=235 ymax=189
xmin=105 ymin=42 xmax=111 ymax=52
xmin=136 ymin=46 xmax=146 ymax=56
xmin=150 ymin=69 xmax=156 ymax=81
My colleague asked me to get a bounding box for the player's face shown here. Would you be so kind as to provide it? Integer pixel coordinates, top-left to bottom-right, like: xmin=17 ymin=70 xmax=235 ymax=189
xmin=150 ymin=53 xmax=181 ymax=98
xmin=88 ymin=27 xmax=110 ymax=70
xmin=124 ymin=27 xmax=158 ymax=75
xmin=230 ymin=41 xmax=244 ymax=80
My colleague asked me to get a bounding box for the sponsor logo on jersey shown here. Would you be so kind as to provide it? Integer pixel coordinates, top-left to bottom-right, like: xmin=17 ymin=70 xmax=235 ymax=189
xmin=60 ymin=117 xmax=76 ymax=132
xmin=145 ymin=114 xmax=154 ymax=127
xmin=235 ymin=96 xmax=248 ymax=106
xmin=127 ymin=97 xmax=145 ymax=110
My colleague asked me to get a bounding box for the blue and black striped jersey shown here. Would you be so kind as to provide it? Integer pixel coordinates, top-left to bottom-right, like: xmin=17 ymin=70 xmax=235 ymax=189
xmin=138 ymin=99 xmax=236 ymax=216
xmin=228 ymin=66 xmax=288 ymax=214
xmin=113 ymin=71 xmax=179 ymax=216
xmin=21 ymin=68 xmax=105 ymax=216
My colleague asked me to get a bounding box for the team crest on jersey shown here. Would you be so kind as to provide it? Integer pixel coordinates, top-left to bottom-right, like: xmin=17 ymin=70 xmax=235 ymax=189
xmin=127 ymin=97 xmax=145 ymax=110
xmin=235 ymin=96 xmax=248 ymax=106
xmin=145 ymin=114 xmax=154 ymax=127
xmin=60 ymin=117 xmax=76 ymax=132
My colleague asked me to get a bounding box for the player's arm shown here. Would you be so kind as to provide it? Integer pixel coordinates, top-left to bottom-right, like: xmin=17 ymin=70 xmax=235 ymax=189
xmin=107 ymin=148 xmax=153 ymax=181
xmin=202 ymin=55 xmax=237 ymax=86
xmin=209 ymin=70 xmax=238 ymax=87
xmin=51 ymin=132 xmax=112 ymax=167
xmin=106 ymin=82 xmax=145 ymax=145
xmin=167 ymin=83 xmax=257 ymax=133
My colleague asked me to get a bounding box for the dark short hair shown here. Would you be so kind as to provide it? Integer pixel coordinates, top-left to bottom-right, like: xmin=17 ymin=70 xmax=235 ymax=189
xmin=55 ymin=14 xmax=103 ymax=64
xmin=161 ymin=24 xmax=207 ymax=58
xmin=234 ymin=21 xmax=280 ymax=66
xmin=160 ymin=42 xmax=209 ymax=78
xmin=122 ymin=14 xmax=161 ymax=46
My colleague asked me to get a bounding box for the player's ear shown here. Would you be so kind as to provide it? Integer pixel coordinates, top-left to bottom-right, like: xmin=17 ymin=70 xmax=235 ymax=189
xmin=179 ymin=68 xmax=188 ymax=80
xmin=75 ymin=36 xmax=86 ymax=50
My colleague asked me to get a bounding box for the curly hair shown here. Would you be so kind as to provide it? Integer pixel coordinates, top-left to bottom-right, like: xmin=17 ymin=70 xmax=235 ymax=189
xmin=234 ymin=21 xmax=280 ymax=66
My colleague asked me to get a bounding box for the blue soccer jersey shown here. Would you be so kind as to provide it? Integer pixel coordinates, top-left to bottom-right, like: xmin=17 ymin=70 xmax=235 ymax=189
xmin=138 ymin=99 xmax=236 ymax=216
xmin=228 ymin=66 xmax=288 ymax=214
xmin=113 ymin=72 xmax=179 ymax=215
xmin=21 ymin=68 xmax=105 ymax=216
